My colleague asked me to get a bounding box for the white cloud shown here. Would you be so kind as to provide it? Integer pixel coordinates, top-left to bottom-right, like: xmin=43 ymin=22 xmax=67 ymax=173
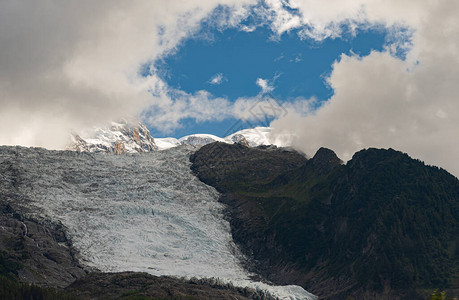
xmin=289 ymin=54 xmax=302 ymax=63
xmin=240 ymin=25 xmax=257 ymax=32
xmin=256 ymin=78 xmax=274 ymax=93
xmin=208 ymin=73 xmax=227 ymax=85
xmin=273 ymin=54 xmax=285 ymax=61
xmin=256 ymin=72 xmax=283 ymax=93
xmin=0 ymin=0 xmax=255 ymax=149
xmin=270 ymin=0 xmax=459 ymax=177
xmin=2 ymin=0 xmax=459 ymax=179
xmin=232 ymin=95 xmax=284 ymax=121
xmin=141 ymin=89 xmax=234 ymax=134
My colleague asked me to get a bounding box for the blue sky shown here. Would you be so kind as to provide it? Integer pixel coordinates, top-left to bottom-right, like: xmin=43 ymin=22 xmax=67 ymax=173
xmin=151 ymin=22 xmax=389 ymax=138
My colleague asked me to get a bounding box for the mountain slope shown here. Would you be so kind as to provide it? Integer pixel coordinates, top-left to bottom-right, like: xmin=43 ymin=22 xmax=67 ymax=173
xmin=65 ymin=272 xmax=274 ymax=300
xmin=223 ymin=127 xmax=273 ymax=147
xmin=0 ymin=203 xmax=86 ymax=288
xmin=70 ymin=122 xmax=275 ymax=152
xmin=69 ymin=121 xmax=158 ymax=154
xmin=179 ymin=134 xmax=226 ymax=146
xmin=0 ymin=145 xmax=315 ymax=300
xmin=191 ymin=143 xmax=459 ymax=299
xmin=0 ymin=201 xmax=290 ymax=299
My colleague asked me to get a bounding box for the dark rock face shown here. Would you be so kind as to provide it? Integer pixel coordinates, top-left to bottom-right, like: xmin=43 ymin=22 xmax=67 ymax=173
xmin=190 ymin=142 xmax=307 ymax=193
xmin=0 ymin=147 xmax=86 ymax=288
xmin=309 ymin=147 xmax=343 ymax=175
xmin=0 ymin=203 xmax=86 ymax=288
xmin=66 ymin=272 xmax=270 ymax=300
xmin=191 ymin=143 xmax=459 ymax=300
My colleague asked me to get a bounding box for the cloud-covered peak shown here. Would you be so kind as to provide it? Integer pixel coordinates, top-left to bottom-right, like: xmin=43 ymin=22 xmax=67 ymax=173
xmin=271 ymin=0 xmax=459 ymax=176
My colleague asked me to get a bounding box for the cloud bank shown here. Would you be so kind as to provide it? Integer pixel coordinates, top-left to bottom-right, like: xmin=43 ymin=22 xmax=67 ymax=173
xmin=0 ymin=0 xmax=254 ymax=149
xmin=2 ymin=0 xmax=459 ymax=178
xmin=269 ymin=0 xmax=459 ymax=176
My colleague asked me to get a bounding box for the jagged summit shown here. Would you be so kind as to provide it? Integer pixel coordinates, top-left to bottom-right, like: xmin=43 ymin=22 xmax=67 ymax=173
xmin=229 ymin=134 xmax=250 ymax=147
xmin=70 ymin=122 xmax=277 ymax=153
xmin=69 ymin=121 xmax=158 ymax=154
xmin=309 ymin=147 xmax=343 ymax=175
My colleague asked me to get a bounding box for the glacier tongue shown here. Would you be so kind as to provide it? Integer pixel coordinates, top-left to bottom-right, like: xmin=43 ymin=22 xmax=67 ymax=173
xmin=0 ymin=146 xmax=315 ymax=300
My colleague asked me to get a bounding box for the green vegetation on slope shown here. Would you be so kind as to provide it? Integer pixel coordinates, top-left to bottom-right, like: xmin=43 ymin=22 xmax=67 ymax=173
xmin=191 ymin=143 xmax=459 ymax=299
xmin=0 ymin=276 xmax=79 ymax=300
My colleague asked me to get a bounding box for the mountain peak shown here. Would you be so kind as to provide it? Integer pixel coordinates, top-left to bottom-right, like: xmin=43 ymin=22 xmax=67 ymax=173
xmin=69 ymin=121 xmax=158 ymax=154
xmin=310 ymin=147 xmax=343 ymax=175
xmin=70 ymin=122 xmax=277 ymax=153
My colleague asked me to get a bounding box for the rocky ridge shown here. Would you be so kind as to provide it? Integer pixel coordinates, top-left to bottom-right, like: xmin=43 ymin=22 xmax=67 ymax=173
xmin=191 ymin=143 xmax=459 ymax=300
xmin=69 ymin=121 xmax=158 ymax=154
xmin=70 ymin=122 xmax=275 ymax=153
xmin=0 ymin=203 xmax=86 ymax=288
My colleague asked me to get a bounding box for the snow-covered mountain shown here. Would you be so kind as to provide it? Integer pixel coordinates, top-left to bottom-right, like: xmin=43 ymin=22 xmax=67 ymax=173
xmin=154 ymin=137 xmax=181 ymax=150
xmin=179 ymin=134 xmax=226 ymax=147
xmin=69 ymin=121 xmax=158 ymax=154
xmin=70 ymin=121 xmax=276 ymax=152
xmin=223 ymin=127 xmax=272 ymax=147
xmin=175 ymin=127 xmax=273 ymax=148
xmin=0 ymin=145 xmax=315 ymax=300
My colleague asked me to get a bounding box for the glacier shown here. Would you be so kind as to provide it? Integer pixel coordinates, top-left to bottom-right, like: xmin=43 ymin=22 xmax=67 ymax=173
xmin=0 ymin=145 xmax=316 ymax=300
